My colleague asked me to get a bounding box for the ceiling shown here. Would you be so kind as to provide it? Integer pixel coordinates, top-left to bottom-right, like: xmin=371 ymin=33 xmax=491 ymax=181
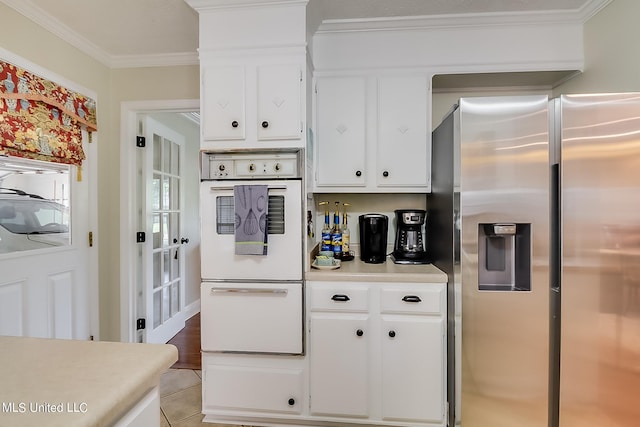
xmin=0 ymin=0 xmax=606 ymax=88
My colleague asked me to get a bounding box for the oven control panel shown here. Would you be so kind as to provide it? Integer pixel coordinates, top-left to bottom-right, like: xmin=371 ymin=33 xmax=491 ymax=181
xmin=201 ymin=151 xmax=301 ymax=180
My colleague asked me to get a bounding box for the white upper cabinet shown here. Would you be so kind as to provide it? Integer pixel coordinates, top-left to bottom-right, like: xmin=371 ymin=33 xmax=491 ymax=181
xmin=202 ymin=65 xmax=246 ymax=141
xmin=201 ymin=61 xmax=303 ymax=149
xmin=314 ymin=74 xmax=431 ymax=193
xmin=315 ymin=76 xmax=367 ymax=187
xmin=376 ymin=76 xmax=430 ymax=189
xmin=257 ymin=64 xmax=302 ymax=141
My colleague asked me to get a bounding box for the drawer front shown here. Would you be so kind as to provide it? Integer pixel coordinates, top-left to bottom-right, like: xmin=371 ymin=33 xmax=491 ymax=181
xmin=308 ymin=282 xmax=369 ymax=312
xmin=380 ymin=285 xmax=445 ymax=315
xmin=203 ymin=364 xmax=304 ymax=414
xmin=201 ymin=282 xmax=302 ymax=354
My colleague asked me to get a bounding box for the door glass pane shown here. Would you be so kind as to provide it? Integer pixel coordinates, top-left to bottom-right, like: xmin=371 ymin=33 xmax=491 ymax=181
xmin=162 ymin=176 xmax=170 ymax=210
xmin=163 ymin=250 xmax=171 ymax=284
xmin=170 ymin=213 xmax=178 ymax=246
xmin=163 ymin=139 xmax=172 ymax=173
xmin=152 ymin=174 xmax=161 ymax=211
xmin=171 ymin=142 xmax=180 ymax=175
xmin=171 ymin=283 xmax=179 ymax=316
xmin=171 ymin=248 xmax=179 ymax=281
xmin=153 ymin=290 xmax=161 ymax=328
xmin=162 ymin=213 xmax=170 ymax=247
xmin=171 ymin=178 xmax=179 ymax=210
xmin=153 ymin=252 xmax=161 ymax=289
xmin=153 ymin=134 xmax=162 ymax=171
xmin=152 ymin=214 xmax=161 ymax=249
xmin=163 ymin=286 xmax=170 ymax=322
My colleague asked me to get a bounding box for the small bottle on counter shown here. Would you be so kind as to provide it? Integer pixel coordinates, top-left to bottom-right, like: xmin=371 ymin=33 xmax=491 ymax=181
xmin=331 ymin=201 xmax=342 ymax=259
xmin=341 ymin=203 xmax=353 ymax=261
xmin=320 ymin=201 xmax=331 ymax=251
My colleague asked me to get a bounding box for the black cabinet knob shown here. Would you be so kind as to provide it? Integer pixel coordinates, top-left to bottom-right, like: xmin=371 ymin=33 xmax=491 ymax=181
xmin=355 ymin=170 xmax=362 ymax=177
xmin=173 ymin=238 xmax=178 ymax=244
xmin=181 ymin=237 xmax=190 ymax=244
xmin=262 ymin=121 xmax=269 ymax=128
xmin=356 ymin=329 xmax=364 ymax=337
xmin=231 ymin=120 xmax=239 ymax=128
xmin=288 ymin=398 xmax=295 ymax=406
xmin=388 ymin=330 xmax=396 ymax=338
xmin=383 ymin=170 xmax=389 ymax=177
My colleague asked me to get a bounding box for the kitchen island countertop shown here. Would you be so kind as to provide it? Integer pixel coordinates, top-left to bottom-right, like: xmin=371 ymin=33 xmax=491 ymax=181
xmin=0 ymin=336 xmax=177 ymax=427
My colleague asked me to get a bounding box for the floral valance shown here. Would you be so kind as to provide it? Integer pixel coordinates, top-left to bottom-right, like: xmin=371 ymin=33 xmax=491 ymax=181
xmin=0 ymin=60 xmax=97 ymax=167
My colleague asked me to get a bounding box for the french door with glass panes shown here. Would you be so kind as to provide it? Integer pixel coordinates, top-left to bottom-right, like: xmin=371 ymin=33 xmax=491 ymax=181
xmin=139 ymin=116 xmax=187 ymax=344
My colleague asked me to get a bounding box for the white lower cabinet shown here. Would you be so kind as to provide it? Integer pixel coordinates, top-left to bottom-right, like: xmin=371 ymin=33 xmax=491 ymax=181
xmin=201 ymin=282 xmax=446 ymax=427
xmin=307 ymin=281 xmax=447 ymax=426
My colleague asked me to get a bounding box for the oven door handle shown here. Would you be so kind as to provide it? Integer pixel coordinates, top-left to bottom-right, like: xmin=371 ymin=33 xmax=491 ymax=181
xmin=210 ymin=287 xmax=288 ymax=295
xmin=209 ymin=185 xmax=288 ymax=192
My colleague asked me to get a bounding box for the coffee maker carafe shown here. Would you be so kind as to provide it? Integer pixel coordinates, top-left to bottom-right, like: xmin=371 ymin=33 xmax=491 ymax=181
xmin=391 ymin=209 xmax=429 ymax=264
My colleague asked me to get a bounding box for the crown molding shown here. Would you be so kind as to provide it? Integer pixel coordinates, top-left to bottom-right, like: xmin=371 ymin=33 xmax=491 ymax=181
xmin=0 ymin=0 xmax=199 ymax=69
xmin=185 ymin=0 xmax=307 ymax=12
xmin=315 ymin=0 xmax=611 ymax=34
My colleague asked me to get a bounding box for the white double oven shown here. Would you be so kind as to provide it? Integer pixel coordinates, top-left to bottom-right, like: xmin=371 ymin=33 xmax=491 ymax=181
xmin=200 ymin=150 xmax=303 ymax=355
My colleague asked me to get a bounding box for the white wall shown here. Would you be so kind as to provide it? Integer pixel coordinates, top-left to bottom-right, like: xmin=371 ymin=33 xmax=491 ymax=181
xmin=556 ymin=0 xmax=640 ymax=94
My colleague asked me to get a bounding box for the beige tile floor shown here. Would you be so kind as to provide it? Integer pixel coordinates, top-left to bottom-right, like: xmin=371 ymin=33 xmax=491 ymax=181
xmin=159 ymin=368 xmax=257 ymax=427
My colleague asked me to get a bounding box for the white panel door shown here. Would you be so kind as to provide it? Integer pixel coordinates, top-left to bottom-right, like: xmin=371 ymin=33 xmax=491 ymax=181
xmin=0 ymin=134 xmax=94 ymax=340
xmin=140 ymin=117 xmax=187 ymax=344
xmin=309 ymin=313 xmax=370 ymax=418
xmin=381 ymin=316 xmax=445 ymax=423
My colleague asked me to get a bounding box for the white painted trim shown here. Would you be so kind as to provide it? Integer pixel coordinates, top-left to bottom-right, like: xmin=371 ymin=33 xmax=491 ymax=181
xmin=186 ymin=0 xmax=308 ymax=12
xmin=183 ymin=299 xmax=201 ymax=321
xmin=579 ymin=0 xmax=613 ymax=22
xmin=119 ymin=99 xmax=199 ymax=343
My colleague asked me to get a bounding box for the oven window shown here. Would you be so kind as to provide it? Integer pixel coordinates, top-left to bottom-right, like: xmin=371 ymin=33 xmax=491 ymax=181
xmin=216 ymin=195 xmax=285 ymax=235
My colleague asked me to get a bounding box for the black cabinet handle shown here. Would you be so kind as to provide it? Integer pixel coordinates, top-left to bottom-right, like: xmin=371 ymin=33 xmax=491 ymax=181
xmin=262 ymin=121 xmax=269 ymax=128
xmin=288 ymin=398 xmax=295 ymax=406
xmin=356 ymin=329 xmax=364 ymax=337
xmin=388 ymin=330 xmax=396 ymax=338
xmin=331 ymin=294 xmax=350 ymax=302
xmin=355 ymin=170 xmax=362 ymax=177
xmin=231 ymin=120 xmax=239 ymax=128
xmin=402 ymin=295 xmax=422 ymax=303
xmin=383 ymin=170 xmax=389 ymax=177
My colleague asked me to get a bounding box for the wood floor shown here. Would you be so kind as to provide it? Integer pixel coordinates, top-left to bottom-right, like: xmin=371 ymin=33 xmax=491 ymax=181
xmin=167 ymin=313 xmax=201 ymax=370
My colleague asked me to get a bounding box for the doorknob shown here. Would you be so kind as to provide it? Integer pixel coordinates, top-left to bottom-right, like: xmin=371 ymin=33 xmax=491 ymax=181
xmin=181 ymin=237 xmax=190 ymax=244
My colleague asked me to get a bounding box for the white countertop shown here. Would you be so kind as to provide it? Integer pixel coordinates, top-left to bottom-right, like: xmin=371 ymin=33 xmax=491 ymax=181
xmin=0 ymin=336 xmax=178 ymax=427
xmin=306 ymin=245 xmax=447 ymax=283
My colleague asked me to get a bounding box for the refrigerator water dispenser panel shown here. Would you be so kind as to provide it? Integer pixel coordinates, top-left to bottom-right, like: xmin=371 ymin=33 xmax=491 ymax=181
xmin=478 ymin=223 xmax=531 ymax=291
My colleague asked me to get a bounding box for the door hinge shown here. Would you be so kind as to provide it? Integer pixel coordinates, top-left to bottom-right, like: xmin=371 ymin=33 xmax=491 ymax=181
xmin=136 ymin=232 xmax=146 ymax=243
xmin=136 ymin=318 xmax=146 ymax=330
xmin=136 ymin=136 xmax=146 ymax=147
xmin=88 ymin=231 xmax=94 ymax=247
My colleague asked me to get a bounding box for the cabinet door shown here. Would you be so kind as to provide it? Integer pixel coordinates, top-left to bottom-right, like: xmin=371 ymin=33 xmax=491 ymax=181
xmin=257 ymin=64 xmax=301 ymax=140
xmin=202 ymin=66 xmax=246 ymax=140
xmin=381 ymin=316 xmax=445 ymax=423
xmin=315 ymin=77 xmax=366 ymax=187
xmin=309 ymin=313 xmax=369 ymax=418
xmin=377 ymin=76 xmax=430 ymax=188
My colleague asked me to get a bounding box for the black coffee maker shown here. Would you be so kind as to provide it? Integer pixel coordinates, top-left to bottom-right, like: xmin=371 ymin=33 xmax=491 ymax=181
xmin=391 ymin=209 xmax=429 ymax=264
xmin=359 ymin=214 xmax=388 ymax=264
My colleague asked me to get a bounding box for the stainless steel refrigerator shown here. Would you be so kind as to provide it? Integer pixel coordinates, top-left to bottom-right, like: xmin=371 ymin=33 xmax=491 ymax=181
xmin=430 ymin=93 xmax=640 ymax=427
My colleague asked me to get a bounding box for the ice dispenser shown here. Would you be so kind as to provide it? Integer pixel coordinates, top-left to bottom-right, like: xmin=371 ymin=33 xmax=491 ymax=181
xmin=478 ymin=223 xmax=531 ymax=291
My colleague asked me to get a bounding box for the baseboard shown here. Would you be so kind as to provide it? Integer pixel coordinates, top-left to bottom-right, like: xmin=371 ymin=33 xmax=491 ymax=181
xmin=183 ymin=299 xmax=200 ymax=321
